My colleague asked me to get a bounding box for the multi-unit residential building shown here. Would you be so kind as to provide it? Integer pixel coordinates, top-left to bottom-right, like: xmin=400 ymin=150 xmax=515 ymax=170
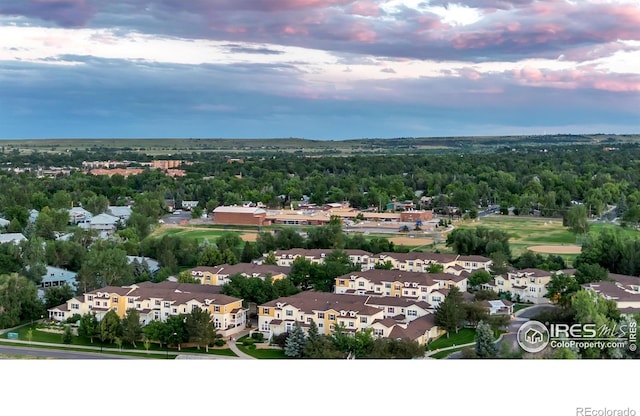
xmin=48 ymin=281 xmax=247 ymax=337
xmin=360 ymin=252 xmax=492 ymax=273
xmin=257 ymin=291 xmax=443 ymax=345
xmin=583 ymin=273 xmax=640 ymax=313
xmin=258 ymin=248 xmax=374 ymax=268
xmin=334 ymin=269 xmax=468 ymax=303
xmin=482 ymin=268 xmax=553 ymax=304
xmin=189 ymin=263 xmax=290 ymax=286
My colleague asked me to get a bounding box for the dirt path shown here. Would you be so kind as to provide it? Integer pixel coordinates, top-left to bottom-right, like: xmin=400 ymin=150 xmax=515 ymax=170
xmin=526 ymin=245 xmax=582 ymax=254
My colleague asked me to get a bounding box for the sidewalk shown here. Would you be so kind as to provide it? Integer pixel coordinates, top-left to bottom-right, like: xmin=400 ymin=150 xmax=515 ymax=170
xmin=226 ymin=328 xmax=256 ymax=360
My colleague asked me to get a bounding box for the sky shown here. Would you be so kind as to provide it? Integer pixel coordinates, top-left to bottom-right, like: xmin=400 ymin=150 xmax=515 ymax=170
xmin=0 ymin=0 xmax=639 ymax=140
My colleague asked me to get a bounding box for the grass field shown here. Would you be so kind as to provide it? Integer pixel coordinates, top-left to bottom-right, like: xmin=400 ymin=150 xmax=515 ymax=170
xmin=150 ymin=225 xmax=258 ymax=245
xmin=426 ymin=328 xmax=476 ymax=351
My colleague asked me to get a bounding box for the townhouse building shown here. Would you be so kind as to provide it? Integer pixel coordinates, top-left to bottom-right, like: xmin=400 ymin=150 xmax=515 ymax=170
xmin=257 ymin=291 xmax=442 ymax=345
xmin=189 ymin=263 xmax=289 ymax=286
xmin=482 ymin=268 xmax=553 ymax=304
xmin=361 ymin=252 xmax=492 ymax=273
xmin=334 ymin=269 xmax=468 ymax=302
xmin=583 ymin=273 xmax=640 ymax=313
xmin=48 ymin=281 xmax=247 ymax=337
xmin=258 ymin=248 xmax=373 ymax=268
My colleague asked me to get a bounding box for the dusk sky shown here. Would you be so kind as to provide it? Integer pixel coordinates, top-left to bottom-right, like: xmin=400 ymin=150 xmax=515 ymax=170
xmin=1 ymin=0 xmax=639 ymax=139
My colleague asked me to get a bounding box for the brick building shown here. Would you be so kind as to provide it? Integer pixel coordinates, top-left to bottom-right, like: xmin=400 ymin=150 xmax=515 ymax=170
xmin=212 ymin=206 xmax=268 ymax=226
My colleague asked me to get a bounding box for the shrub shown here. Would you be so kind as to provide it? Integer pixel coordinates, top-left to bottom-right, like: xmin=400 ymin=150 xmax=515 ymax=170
xmin=242 ymin=338 xmax=255 ymax=347
xmin=271 ymin=332 xmax=289 ymax=348
xmin=66 ymin=314 xmax=82 ymax=324
xmin=214 ymin=338 xmax=225 ymax=347
xmin=62 ymin=325 xmax=73 ymax=344
xmin=251 ymin=332 xmax=264 ymax=342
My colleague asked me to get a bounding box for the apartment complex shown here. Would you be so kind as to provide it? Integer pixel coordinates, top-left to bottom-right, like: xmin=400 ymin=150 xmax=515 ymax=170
xmin=360 ymin=252 xmax=492 ymax=273
xmin=48 ymin=281 xmax=247 ymax=337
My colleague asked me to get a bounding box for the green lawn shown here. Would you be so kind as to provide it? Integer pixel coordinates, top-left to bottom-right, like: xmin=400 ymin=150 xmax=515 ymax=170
xmin=1 ymin=323 xmax=236 ymax=358
xmin=513 ymin=304 xmax=533 ymax=313
xmin=236 ymin=335 xmax=288 ymax=359
xmin=429 ymin=346 xmax=469 ymax=359
xmin=426 ymin=328 xmax=476 ymax=351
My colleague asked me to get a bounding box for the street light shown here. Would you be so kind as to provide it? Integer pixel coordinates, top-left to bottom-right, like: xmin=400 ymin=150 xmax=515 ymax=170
xmin=167 ymin=332 xmax=177 ymax=359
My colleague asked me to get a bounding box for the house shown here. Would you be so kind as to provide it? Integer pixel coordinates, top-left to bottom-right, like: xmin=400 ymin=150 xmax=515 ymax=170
xmin=363 ymin=252 xmax=460 ymax=272
xmin=107 ymin=206 xmax=132 ymax=222
xmin=212 ymin=206 xmax=268 ymax=226
xmin=79 ymin=213 xmax=120 ymax=234
xmin=189 ymin=264 xmax=289 ymax=286
xmin=38 ymin=266 xmax=78 ymax=300
xmin=483 ymin=299 xmax=514 ymax=316
xmin=48 ymin=281 xmax=247 ymax=337
xmin=126 ymin=256 xmax=160 ymax=275
xmin=0 ymin=233 xmax=27 ymax=245
xmin=0 ymin=218 xmax=9 ymax=228
xmin=69 ymin=207 xmax=93 ymax=225
xmin=29 ymin=209 xmax=39 ymax=223
xmin=258 ymin=292 xmax=385 ymax=338
xmin=181 ymin=200 xmax=199 ymax=210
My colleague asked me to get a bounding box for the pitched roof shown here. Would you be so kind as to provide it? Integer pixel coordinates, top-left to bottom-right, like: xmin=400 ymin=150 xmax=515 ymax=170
xmin=191 ymin=263 xmax=290 ymax=277
xmin=365 ymin=297 xmax=432 ymax=310
xmin=260 ymin=291 xmax=382 ymax=316
xmin=376 ymin=252 xmax=459 ymax=263
xmin=337 ymin=269 xmax=435 ymax=286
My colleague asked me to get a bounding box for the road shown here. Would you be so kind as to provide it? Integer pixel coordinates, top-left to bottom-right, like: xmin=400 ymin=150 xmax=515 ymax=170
xmin=160 ymin=211 xmax=192 ymax=224
xmin=0 ymin=345 xmax=132 ymax=359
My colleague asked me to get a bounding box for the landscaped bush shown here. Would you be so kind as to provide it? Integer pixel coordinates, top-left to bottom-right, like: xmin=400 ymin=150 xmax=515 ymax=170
xmin=251 ymin=332 xmax=264 ymax=342
xmin=66 ymin=314 xmax=82 ymax=324
xmin=242 ymin=338 xmax=255 ymax=347
xmin=271 ymin=332 xmax=289 ymax=348
xmin=214 ymin=338 xmax=225 ymax=347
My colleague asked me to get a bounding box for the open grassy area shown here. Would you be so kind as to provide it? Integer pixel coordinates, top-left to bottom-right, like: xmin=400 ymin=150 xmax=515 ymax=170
xmin=236 ymin=335 xmax=287 ymax=359
xmin=426 ymin=328 xmax=476 ymax=351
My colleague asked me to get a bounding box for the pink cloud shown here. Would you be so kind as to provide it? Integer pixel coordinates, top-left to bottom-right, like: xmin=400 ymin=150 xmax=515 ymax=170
xmin=348 ymin=2 xmax=380 ymax=17
xmin=513 ymin=66 xmax=640 ymax=92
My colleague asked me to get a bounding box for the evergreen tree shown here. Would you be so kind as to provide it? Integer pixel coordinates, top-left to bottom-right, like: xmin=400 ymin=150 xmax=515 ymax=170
xmin=284 ymin=324 xmax=307 ymax=358
xmin=474 ymin=320 xmax=497 ymax=358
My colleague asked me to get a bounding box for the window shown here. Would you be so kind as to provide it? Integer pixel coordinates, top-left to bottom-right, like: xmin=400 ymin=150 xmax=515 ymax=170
xmin=339 ymin=321 xmax=345 ymax=326
xmin=128 ymin=298 xmax=134 ymax=304
xmin=358 ymin=281 xmax=365 ymax=287
xmin=214 ymin=306 xmax=220 ymax=312
xmin=328 ymin=314 xmax=336 ymax=321
xmin=412 ymin=291 xmax=416 ymax=296
xmin=113 ymin=298 xmax=118 ymax=303
xmin=349 ymin=321 xmax=354 ymax=328
xmin=432 ymin=296 xmax=441 ymax=302
xmin=172 ymin=308 xmax=177 ymax=313
xmin=530 ymin=287 xmax=536 ymax=292
xmin=307 ymin=317 xmax=312 ymax=323
xmin=88 ymin=295 xmax=93 ymax=301
xmin=263 ymin=308 xmax=270 ymax=314
xmin=286 ymin=310 xmax=293 ymax=317
xmin=385 ymin=283 xmax=391 ymax=289
xmin=407 ymin=310 xmax=417 ymax=316
xmin=71 ymin=304 xmax=79 ymax=310
xmin=374 ymin=328 xmax=384 ymax=336
xmin=192 ymin=304 xmax=198 ymax=310
xmin=155 ymin=300 xmax=160 ymax=306
xmin=164 ymin=302 xmax=170 ymax=308
xmin=317 ymin=312 xmax=325 ymax=319
xmin=164 ymin=312 xmax=168 ymax=317
xmin=329 ymin=324 xmax=335 ymax=330
xmin=136 ymin=303 xmax=141 ymax=309
xmin=388 ymin=307 xmax=395 ymax=313
xmin=318 ymin=323 xmax=324 ymax=328
xmin=360 ymin=317 xmax=367 ymax=323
